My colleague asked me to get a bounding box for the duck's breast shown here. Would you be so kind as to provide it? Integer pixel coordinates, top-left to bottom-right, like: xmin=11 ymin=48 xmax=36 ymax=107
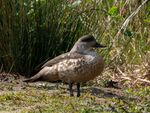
xmin=57 ymin=52 xmax=104 ymax=83
xmin=74 ymin=54 xmax=104 ymax=82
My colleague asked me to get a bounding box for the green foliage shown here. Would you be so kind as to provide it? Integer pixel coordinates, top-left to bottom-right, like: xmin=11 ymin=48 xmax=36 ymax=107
xmin=108 ymin=6 xmax=119 ymax=16
xmin=0 ymin=0 xmax=150 ymax=75
xmin=123 ymin=29 xmax=133 ymax=37
xmin=0 ymin=0 xmax=85 ymax=74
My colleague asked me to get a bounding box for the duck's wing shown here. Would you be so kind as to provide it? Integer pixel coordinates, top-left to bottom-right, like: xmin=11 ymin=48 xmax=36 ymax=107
xmin=41 ymin=53 xmax=69 ymax=68
xmin=41 ymin=52 xmax=83 ymax=68
xmin=23 ymin=52 xmax=84 ymax=82
xmin=29 ymin=53 xmax=69 ymax=76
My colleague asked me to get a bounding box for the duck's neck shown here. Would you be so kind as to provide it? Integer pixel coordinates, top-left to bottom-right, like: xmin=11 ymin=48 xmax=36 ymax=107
xmin=71 ymin=48 xmax=97 ymax=56
xmin=70 ymin=43 xmax=86 ymax=53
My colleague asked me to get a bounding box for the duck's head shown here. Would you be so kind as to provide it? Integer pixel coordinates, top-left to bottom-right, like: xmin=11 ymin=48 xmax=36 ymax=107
xmin=70 ymin=35 xmax=106 ymax=53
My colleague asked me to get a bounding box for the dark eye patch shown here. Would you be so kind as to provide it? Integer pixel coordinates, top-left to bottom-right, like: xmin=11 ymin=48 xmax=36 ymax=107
xmin=80 ymin=35 xmax=95 ymax=42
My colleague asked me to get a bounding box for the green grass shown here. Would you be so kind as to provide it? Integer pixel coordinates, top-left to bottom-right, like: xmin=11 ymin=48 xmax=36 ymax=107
xmin=0 ymin=81 xmax=149 ymax=113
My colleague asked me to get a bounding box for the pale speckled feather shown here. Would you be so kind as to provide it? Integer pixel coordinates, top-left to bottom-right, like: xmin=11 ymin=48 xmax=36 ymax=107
xmin=57 ymin=51 xmax=104 ymax=83
xmin=42 ymin=52 xmax=83 ymax=68
xmin=23 ymin=52 xmax=85 ymax=82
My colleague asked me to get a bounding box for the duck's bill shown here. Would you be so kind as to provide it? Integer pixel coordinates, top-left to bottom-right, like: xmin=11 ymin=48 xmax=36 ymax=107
xmin=94 ymin=42 xmax=106 ymax=48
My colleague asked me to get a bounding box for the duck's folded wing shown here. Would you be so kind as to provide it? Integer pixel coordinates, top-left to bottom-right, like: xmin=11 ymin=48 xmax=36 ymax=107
xmin=24 ymin=52 xmax=84 ymax=82
xmin=30 ymin=53 xmax=69 ymax=76
xmin=41 ymin=52 xmax=83 ymax=68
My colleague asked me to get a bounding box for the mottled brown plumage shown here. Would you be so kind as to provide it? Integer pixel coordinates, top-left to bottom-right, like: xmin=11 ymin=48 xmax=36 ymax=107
xmin=23 ymin=35 xmax=106 ymax=97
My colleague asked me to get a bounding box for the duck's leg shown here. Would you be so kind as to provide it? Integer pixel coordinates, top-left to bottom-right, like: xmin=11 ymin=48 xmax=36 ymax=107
xmin=69 ymin=82 xmax=74 ymax=96
xmin=77 ymin=83 xmax=80 ymax=97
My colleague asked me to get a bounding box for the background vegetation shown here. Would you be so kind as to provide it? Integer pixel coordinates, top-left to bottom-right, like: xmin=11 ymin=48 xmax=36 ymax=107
xmin=0 ymin=0 xmax=150 ymax=76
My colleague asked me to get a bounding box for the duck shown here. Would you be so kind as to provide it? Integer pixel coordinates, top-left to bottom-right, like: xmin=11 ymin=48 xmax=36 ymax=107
xmin=23 ymin=35 xmax=106 ymax=97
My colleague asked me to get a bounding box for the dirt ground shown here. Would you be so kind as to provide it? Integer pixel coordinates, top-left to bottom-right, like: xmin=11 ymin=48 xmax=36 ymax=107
xmin=0 ymin=72 xmax=149 ymax=113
